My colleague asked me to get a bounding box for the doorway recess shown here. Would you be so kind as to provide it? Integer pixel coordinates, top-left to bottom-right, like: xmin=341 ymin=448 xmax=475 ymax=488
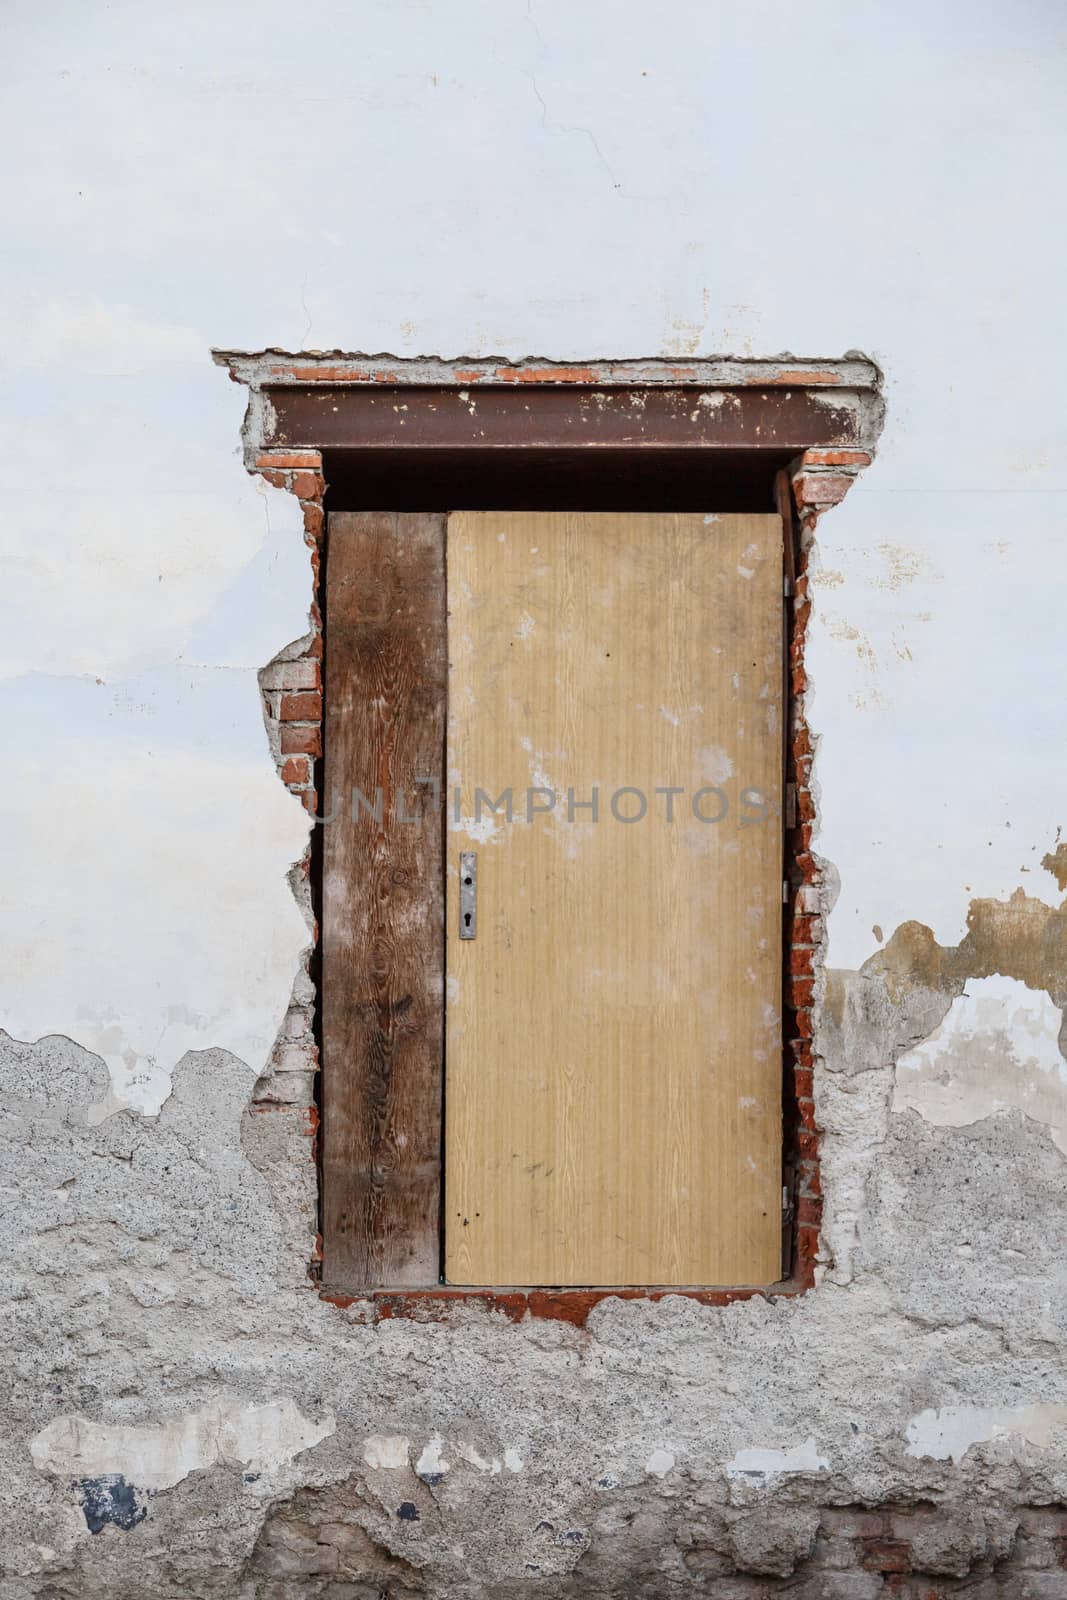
xmin=216 ymin=350 xmax=883 ymax=1322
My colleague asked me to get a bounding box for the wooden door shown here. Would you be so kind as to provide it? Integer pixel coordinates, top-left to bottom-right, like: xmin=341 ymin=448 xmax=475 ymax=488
xmin=445 ymin=512 xmax=784 ymax=1286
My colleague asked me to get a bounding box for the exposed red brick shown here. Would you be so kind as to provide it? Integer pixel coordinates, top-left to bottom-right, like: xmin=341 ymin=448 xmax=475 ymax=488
xmin=281 ymin=756 xmax=311 ymax=786
xmin=764 ymin=369 xmax=842 ymax=386
xmin=320 ymin=1278 xmax=805 ymax=1325
xmin=789 ymin=978 xmax=815 ymax=1010
xmin=803 ymin=448 xmax=872 ymax=467
xmin=280 ymin=691 xmax=322 ymax=722
xmin=785 ymin=443 xmax=821 ymax=1276
xmin=290 ymin=470 xmax=326 ymax=501
xmin=261 ymin=658 xmax=319 ymax=693
xmin=793 ymin=471 xmax=855 ymax=508
xmin=793 ymin=851 xmax=816 ymax=884
xmin=799 ymin=1160 xmax=822 ymax=1198
xmin=280 ymin=725 xmax=322 ymax=757
xmin=269 ymin=365 xmax=398 ymax=384
xmin=861 ymin=1542 xmax=911 ymax=1574
xmin=255 ymin=450 xmax=323 ymax=470
xmin=795 ymin=1223 xmax=820 ymax=1266
xmin=495 ymin=365 xmax=600 ymax=384
xmin=303 ymin=502 xmax=325 ymax=541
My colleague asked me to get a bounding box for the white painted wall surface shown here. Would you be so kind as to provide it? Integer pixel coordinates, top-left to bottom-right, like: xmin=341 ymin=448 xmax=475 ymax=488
xmin=2 ymin=0 xmax=1066 ymax=1104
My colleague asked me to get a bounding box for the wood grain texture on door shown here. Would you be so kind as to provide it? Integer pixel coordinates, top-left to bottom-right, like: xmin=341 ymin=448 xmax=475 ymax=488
xmin=322 ymin=512 xmax=446 ymax=1289
xmin=445 ymin=512 xmax=783 ymax=1286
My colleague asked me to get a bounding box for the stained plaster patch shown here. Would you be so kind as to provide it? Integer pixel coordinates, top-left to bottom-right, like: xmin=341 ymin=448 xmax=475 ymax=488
xmin=893 ymin=974 xmax=1067 ymax=1152
xmin=905 ymin=1404 xmax=1067 ymax=1466
xmin=725 ymin=1438 xmax=829 ymax=1484
xmin=30 ymin=1398 xmax=335 ymax=1493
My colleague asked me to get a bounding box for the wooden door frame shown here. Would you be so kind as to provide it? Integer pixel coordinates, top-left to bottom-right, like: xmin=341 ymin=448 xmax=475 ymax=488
xmin=216 ymin=351 xmax=883 ymax=1321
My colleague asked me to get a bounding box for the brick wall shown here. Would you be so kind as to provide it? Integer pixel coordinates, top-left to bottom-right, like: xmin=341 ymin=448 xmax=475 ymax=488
xmin=784 ymin=447 xmax=872 ymax=1285
xmin=248 ymin=450 xmax=325 ymax=1147
xmin=247 ymin=1497 xmax=1067 ymax=1595
xmin=795 ymin=1504 xmax=1067 ymax=1594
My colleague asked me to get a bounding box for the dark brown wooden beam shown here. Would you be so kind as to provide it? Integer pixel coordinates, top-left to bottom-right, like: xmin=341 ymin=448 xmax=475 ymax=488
xmin=266 ymin=384 xmax=865 ymax=455
xmin=321 ymin=511 xmax=447 ymax=1290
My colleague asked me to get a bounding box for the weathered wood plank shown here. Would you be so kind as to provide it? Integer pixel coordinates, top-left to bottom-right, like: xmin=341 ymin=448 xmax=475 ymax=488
xmin=268 ymin=383 xmax=867 ymax=453
xmin=321 ymin=511 xmax=446 ymax=1289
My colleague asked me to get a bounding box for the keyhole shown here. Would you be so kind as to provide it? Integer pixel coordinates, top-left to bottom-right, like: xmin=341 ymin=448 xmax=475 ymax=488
xmin=459 ymin=853 xmax=476 ymax=938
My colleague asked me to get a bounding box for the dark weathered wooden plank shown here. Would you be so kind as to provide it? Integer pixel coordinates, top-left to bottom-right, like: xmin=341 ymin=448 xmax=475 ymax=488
xmin=321 ymin=512 xmax=446 ymax=1289
xmin=266 ymin=383 xmax=866 ymax=453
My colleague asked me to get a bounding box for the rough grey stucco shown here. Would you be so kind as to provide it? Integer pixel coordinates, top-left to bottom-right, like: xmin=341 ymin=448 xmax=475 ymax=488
xmin=4 ymin=916 xmax=1067 ymax=1597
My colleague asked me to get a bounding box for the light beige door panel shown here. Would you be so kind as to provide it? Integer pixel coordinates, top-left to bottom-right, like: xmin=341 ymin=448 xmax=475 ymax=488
xmin=445 ymin=511 xmax=783 ymax=1286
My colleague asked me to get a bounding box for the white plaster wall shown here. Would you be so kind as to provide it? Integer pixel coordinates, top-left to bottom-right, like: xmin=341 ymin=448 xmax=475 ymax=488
xmin=2 ymin=0 xmax=1066 ymax=1103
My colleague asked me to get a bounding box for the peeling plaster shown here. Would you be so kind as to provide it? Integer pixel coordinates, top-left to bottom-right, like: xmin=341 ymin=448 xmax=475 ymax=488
xmin=455 ymin=1443 xmax=503 ymax=1474
xmin=864 ymin=885 xmax=1067 ymax=1009
xmin=644 ymin=1447 xmax=676 ymax=1479
xmin=724 ymin=1439 xmax=829 ymax=1484
xmin=362 ymin=1435 xmax=411 ymax=1471
xmin=30 ymin=1398 xmax=335 ymax=1492
xmin=894 ymin=974 xmax=1067 ymax=1151
xmin=416 ymin=1436 xmax=451 ymax=1481
xmin=1043 ymin=839 xmax=1067 ymax=893
xmin=905 ymin=1404 xmax=1067 ymax=1466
